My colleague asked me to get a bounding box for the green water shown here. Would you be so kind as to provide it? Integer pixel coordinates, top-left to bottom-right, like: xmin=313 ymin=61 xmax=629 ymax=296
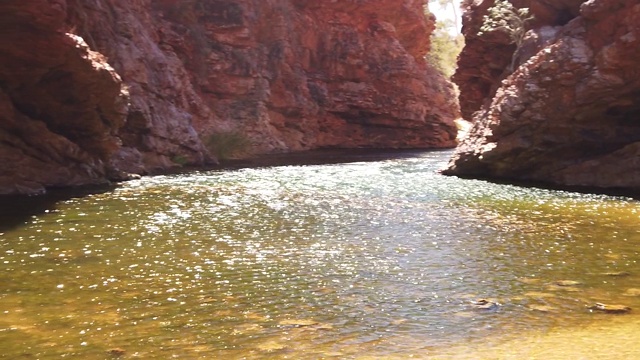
xmin=1 ymin=150 xmax=639 ymax=359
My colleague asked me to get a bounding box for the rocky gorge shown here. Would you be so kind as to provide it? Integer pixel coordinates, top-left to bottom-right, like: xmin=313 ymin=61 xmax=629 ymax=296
xmin=3 ymin=2 xmax=640 ymax=356
xmin=446 ymin=0 xmax=640 ymax=191
xmin=3 ymin=0 xmax=640 ymax=196
xmin=0 ymin=0 xmax=459 ymax=195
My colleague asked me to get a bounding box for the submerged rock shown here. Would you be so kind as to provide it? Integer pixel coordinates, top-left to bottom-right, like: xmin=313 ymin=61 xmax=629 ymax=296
xmin=523 ymin=292 xmax=557 ymax=299
xmin=547 ymin=285 xmax=582 ymax=293
xmin=528 ymin=304 xmax=557 ymax=313
xmin=256 ymin=340 xmax=287 ymax=352
xmin=623 ymin=288 xmax=640 ymax=297
xmin=108 ymin=348 xmax=126 ymax=357
xmin=588 ymin=303 xmax=632 ymax=314
xmin=554 ymin=280 xmax=583 ymax=287
xmin=602 ymin=271 xmax=631 ymax=277
xmin=517 ymin=277 xmax=542 ymax=285
xmin=278 ymin=319 xmax=320 ymax=327
xmin=471 ymin=299 xmax=501 ymax=311
xmin=232 ymin=324 xmax=263 ymax=335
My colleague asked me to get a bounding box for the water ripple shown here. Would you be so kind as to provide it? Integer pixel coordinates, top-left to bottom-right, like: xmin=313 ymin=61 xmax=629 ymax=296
xmin=1 ymin=150 xmax=639 ymax=358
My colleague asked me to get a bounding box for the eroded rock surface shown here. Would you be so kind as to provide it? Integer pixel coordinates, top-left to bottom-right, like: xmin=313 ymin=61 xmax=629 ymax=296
xmin=454 ymin=0 xmax=585 ymax=120
xmin=66 ymin=0 xmax=212 ymax=174
xmin=0 ymin=1 xmax=128 ymax=194
xmin=151 ymin=0 xmax=459 ymax=152
xmin=447 ymin=0 xmax=640 ymax=191
xmin=1 ymin=0 xmax=458 ymax=194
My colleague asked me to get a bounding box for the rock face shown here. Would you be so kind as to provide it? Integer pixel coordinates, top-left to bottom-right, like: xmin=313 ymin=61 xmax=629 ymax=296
xmin=453 ymin=0 xmax=585 ymax=120
xmin=151 ymin=0 xmax=459 ymax=153
xmin=66 ymin=0 xmax=212 ymax=175
xmin=0 ymin=1 xmax=129 ymax=194
xmin=0 ymin=0 xmax=458 ymax=195
xmin=446 ymin=0 xmax=640 ymax=191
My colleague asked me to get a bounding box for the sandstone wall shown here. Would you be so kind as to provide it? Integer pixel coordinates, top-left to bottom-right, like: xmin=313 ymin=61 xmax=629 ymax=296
xmin=0 ymin=1 xmax=129 ymax=194
xmin=0 ymin=0 xmax=459 ymax=194
xmin=446 ymin=0 xmax=640 ymax=191
xmin=148 ymin=0 xmax=459 ymax=152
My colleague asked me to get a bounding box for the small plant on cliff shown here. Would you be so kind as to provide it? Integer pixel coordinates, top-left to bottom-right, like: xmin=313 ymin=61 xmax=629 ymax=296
xmin=172 ymin=155 xmax=189 ymax=166
xmin=479 ymin=0 xmax=533 ymax=46
xmin=203 ymin=131 xmax=252 ymax=161
xmin=478 ymin=0 xmax=534 ymax=70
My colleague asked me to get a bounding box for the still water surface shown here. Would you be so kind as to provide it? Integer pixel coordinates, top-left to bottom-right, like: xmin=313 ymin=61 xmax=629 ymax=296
xmin=1 ymin=150 xmax=640 ymax=359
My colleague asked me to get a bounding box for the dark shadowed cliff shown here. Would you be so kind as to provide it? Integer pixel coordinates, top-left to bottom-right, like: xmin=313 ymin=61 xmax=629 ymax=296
xmin=0 ymin=0 xmax=459 ymax=195
xmin=446 ymin=0 xmax=640 ymax=191
xmin=0 ymin=1 xmax=129 ymax=194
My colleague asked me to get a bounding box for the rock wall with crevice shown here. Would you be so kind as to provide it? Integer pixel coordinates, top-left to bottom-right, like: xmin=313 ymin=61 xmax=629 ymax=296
xmin=0 ymin=0 xmax=459 ymax=195
xmin=446 ymin=0 xmax=640 ymax=191
xmin=0 ymin=1 xmax=129 ymax=194
xmin=148 ymin=0 xmax=459 ymax=152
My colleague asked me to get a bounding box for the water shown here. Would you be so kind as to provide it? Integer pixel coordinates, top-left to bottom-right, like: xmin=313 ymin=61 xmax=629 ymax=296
xmin=1 ymin=150 xmax=640 ymax=359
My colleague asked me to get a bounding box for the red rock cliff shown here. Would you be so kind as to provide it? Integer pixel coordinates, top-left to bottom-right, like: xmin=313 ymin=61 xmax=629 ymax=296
xmin=153 ymin=0 xmax=459 ymax=153
xmin=446 ymin=0 xmax=640 ymax=191
xmin=0 ymin=0 xmax=459 ymax=194
xmin=0 ymin=0 xmax=129 ymax=194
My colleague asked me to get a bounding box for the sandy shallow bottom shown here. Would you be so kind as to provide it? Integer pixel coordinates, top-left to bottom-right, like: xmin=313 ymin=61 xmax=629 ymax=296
xmin=382 ymin=315 xmax=640 ymax=359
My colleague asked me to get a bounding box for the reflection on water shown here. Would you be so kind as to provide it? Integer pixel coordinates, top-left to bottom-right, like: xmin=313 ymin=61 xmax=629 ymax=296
xmin=1 ymin=150 xmax=640 ymax=359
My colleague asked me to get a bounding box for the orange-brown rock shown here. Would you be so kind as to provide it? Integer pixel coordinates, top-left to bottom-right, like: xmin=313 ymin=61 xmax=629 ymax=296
xmin=65 ymin=0 xmax=212 ymax=174
xmin=1 ymin=0 xmax=459 ymax=194
xmin=446 ymin=0 xmax=640 ymax=191
xmin=0 ymin=0 xmax=128 ymax=194
xmin=150 ymin=0 xmax=458 ymax=152
xmin=453 ymin=0 xmax=584 ymax=120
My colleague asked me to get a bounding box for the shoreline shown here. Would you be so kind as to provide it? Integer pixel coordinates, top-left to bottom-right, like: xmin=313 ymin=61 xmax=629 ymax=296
xmin=0 ymin=148 xmax=455 ymax=199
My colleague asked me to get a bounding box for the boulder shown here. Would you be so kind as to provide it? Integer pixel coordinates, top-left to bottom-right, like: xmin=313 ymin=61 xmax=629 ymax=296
xmin=446 ymin=0 xmax=640 ymax=192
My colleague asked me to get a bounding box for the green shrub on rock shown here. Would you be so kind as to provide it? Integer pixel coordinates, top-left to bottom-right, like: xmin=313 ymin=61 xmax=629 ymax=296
xmin=479 ymin=0 xmax=534 ymax=71
xmin=203 ymin=131 xmax=252 ymax=161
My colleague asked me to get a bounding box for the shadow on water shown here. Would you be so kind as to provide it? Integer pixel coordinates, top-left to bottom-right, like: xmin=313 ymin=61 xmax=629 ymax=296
xmin=2 ymin=146 xmax=638 ymax=234
xmin=0 ymin=149 xmax=444 ymax=233
xmin=210 ymin=148 xmax=640 ymax=200
xmin=445 ymin=173 xmax=640 ymax=200
xmin=187 ymin=148 xmax=454 ymax=172
xmin=1 ymin=148 xmax=640 ymax=358
xmin=0 ymin=184 xmax=116 ymax=233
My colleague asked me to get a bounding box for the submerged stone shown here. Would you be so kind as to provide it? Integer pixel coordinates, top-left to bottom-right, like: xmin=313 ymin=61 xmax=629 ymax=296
xmin=547 ymin=285 xmax=582 ymax=293
xmin=523 ymin=292 xmax=557 ymax=299
xmin=232 ymin=324 xmax=263 ymax=335
xmin=602 ymin=271 xmax=631 ymax=277
xmin=454 ymin=311 xmax=475 ymax=318
xmin=471 ymin=299 xmax=501 ymax=311
xmin=278 ymin=319 xmax=319 ymax=327
xmin=623 ymin=288 xmax=640 ymax=297
xmin=588 ymin=303 xmax=632 ymax=314
xmin=528 ymin=305 xmax=557 ymax=313
xmin=108 ymin=348 xmax=126 ymax=357
xmin=517 ymin=277 xmax=542 ymax=285
xmin=257 ymin=341 xmax=287 ymax=352
xmin=555 ymin=280 xmax=583 ymax=287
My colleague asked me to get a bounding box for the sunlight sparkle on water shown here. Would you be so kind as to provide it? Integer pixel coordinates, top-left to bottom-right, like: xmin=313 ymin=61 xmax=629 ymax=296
xmin=1 ymin=151 xmax=640 ymax=358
